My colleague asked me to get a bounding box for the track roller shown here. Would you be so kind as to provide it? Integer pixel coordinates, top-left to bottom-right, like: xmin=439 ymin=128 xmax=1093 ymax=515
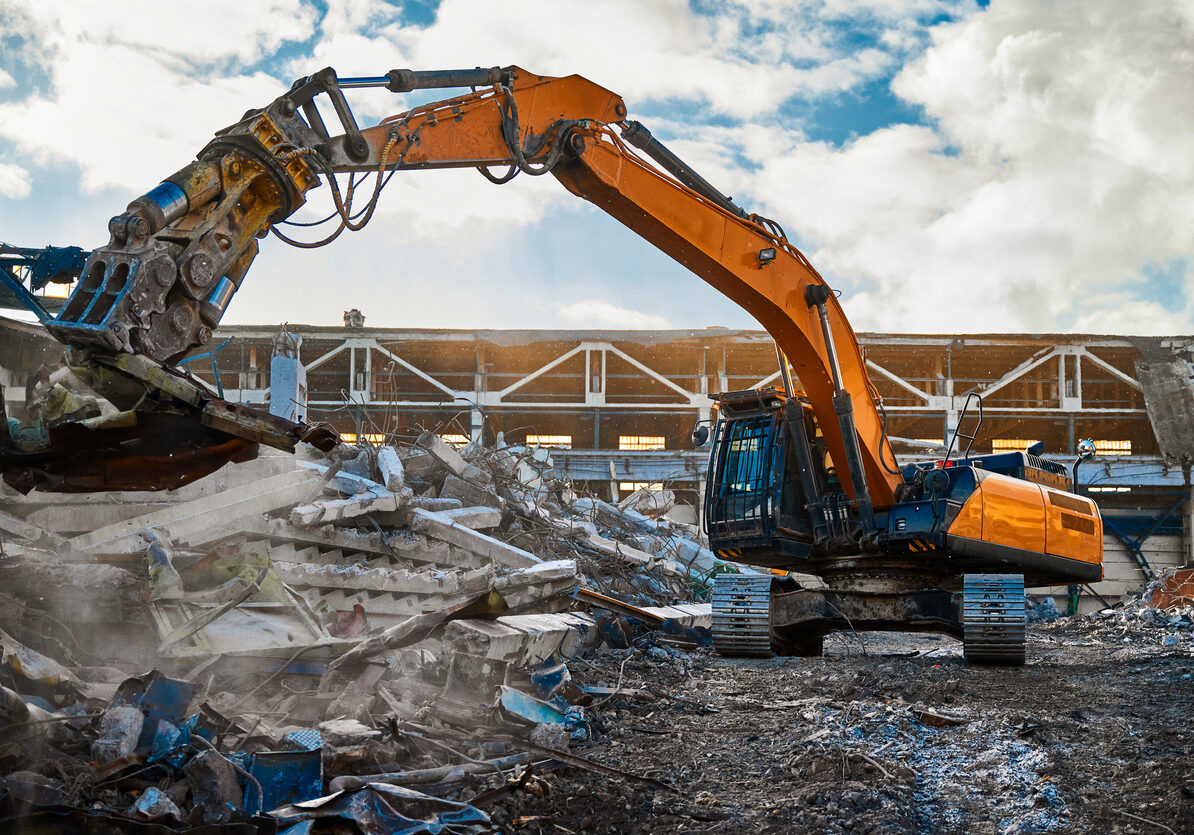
xmin=962 ymin=573 xmax=1026 ymax=666
xmin=711 ymin=573 xmax=773 ymax=657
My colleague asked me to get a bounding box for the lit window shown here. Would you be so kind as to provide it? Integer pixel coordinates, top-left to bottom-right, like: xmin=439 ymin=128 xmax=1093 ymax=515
xmin=1094 ymin=440 xmax=1131 ymax=455
xmin=619 ymin=482 xmax=664 ymax=491
xmin=526 ymin=434 xmax=572 ymax=448
xmin=339 ymin=432 xmax=387 ymax=444
xmin=991 ymin=438 xmax=1040 ymax=453
xmin=1087 ymin=486 xmax=1131 ymax=493
xmin=619 ymin=435 xmax=665 ymax=451
xmin=439 ymin=433 xmax=470 ymax=447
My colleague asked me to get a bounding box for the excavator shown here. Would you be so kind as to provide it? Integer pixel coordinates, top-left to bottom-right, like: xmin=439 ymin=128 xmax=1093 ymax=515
xmin=0 ymin=66 xmax=1104 ymax=665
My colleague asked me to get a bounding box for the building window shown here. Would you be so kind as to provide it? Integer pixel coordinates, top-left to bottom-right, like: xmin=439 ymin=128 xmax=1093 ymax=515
xmin=526 ymin=434 xmax=573 ymax=448
xmin=991 ymin=438 xmax=1040 ymax=453
xmin=439 ymin=433 xmax=470 ymax=447
xmin=339 ymin=432 xmax=387 ymax=444
xmin=1094 ymin=439 xmax=1131 ymax=455
xmin=619 ymin=482 xmax=664 ymax=492
xmin=619 ymin=435 xmax=665 ymax=451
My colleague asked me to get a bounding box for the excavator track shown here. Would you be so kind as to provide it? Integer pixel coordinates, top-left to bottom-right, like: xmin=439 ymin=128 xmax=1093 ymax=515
xmin=711 ymin=573 xmax=773 ymax=658
xmin=962 ymin=574 xmax=1027 ymax=666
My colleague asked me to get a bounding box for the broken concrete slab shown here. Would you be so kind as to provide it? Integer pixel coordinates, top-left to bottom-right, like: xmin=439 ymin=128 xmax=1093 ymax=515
xmin=290 ymin=485 xmax=402 ymax=527
xmin=438 ymin=474 xmax=502 ymax=509
xmin=577 ymin=531 xmax=683 ymax=578
xmin=570 ymin=497 xmax=659 ymax=536
xmin=440 ymin=505 xmax=501 ymax=530
xmin=67 ymin=470 xmax=325 ymax=555
xmin=275 ymin=561 xmax=494 ymax=597
xmin=376 ymin=446 xmax=412 ymax=496
xmin=235 ymin=517 xmax=400 ymax=561
xmin=415 ymin=431 xmax=491 ymax=485
xmin=409 ymin=508 xmax=540 ymax=569
xmin=618 ymin=487 xmax=676 ymax=518
xmin=642 ymin=602 xmax=713 ymax=628
xmin=0 ymin=509 xmax=65 ymax=547
xmin=442 ymin=611 xmax=598 ymax=667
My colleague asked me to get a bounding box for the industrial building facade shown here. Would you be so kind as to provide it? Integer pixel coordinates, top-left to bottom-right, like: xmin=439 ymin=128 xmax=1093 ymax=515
xmin=1 ymin=317 xmax=1191 ymax=605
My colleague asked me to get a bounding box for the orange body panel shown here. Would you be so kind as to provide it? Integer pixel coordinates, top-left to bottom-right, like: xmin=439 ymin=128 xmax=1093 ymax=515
xmin=948 ymin=488 xmax=984 ymax=539
xmin=968 ymin=471 xmax=1047 ymax=554
xmin=947 ymin=471 xmax=1102 ymax=566
xmin=1041 ymin=488 xmax=1102 ymax=565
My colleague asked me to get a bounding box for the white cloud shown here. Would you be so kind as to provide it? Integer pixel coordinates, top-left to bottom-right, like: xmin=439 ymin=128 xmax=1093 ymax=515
xmin=11 ymin=1 xmax=316 ymax=66
xmin=1 ymin=0 xmax=1189 ymax=336
xmin=749 ymin=0 xmax=1194 ymax=334
xmin=291 ymin=0 xmax=956 ymax=120
xmin=1067 ymin=298 xmax=1192 ymax=336
xmin=0 ymin=1 xmax=316 ymax=193
xmin=0 ymin=162 xmax=31 ymax=198
xmin=555 ymin=300 xmax=672 ymax=330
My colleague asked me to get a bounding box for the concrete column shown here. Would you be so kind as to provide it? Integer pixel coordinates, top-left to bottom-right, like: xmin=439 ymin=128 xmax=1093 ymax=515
xmin=269 ymin=332 xmax=306 ymax=423
xmin=472 ymin=343 xmax=485 ymax=444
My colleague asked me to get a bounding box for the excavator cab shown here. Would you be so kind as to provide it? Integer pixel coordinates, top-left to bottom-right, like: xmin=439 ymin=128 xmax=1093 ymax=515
xmin=704 ymin=386 xmax=842 ymax=568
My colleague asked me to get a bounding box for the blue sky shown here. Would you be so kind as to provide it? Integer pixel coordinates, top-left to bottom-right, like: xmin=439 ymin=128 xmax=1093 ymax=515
xmin=0 ymin=0 xmax=1190 ymax=334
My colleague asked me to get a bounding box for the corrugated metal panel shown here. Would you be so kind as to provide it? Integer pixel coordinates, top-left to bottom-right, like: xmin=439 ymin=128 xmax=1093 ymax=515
xmin=1041 ymin=533 xmax=1187 ymax=609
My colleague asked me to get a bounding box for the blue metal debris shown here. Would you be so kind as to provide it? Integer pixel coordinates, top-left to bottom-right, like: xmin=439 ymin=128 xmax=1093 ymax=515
xmin=111 ymin=671 xmax=200 ymax=754
xmin=497 ymin=685 xmax=590 ymax=740
xmin=271 ymin=782 xmax=490 ymax=835
xmin=148 ymin=714 xmax=199 ymax=768
xmin=241 ymin=747 xmax=323 ymax=815
xmin=529 ymin=655 xmax=571 ymax=700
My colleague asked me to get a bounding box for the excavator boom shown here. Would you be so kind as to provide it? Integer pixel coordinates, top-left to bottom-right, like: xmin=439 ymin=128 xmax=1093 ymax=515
xmin=41 ymin=65 xmax=900 ymax=506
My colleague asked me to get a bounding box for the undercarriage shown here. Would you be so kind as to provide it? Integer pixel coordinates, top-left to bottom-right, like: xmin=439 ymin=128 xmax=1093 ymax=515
xmin=711 ymin=569 xmax=1027 ymax=666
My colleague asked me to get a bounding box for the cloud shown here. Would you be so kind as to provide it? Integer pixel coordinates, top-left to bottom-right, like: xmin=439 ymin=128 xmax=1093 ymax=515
xmin=555 ymin=300 xmax=672 ymax=329
xmin=1067 ymin=298 xmax=1192 ymax=336
xmin=0 ymin=162 xmax=32 ymax=198
xmin=10 ymin=0 xmax=317 ymax=66
xmin=289 ymin=0 xmax=960 ymax=120
xmin=0 ymin=1 xmax=316 ymax=193
xmin=1 ymin=0 xmax=1190 ymax=336
xmin=748 ymin=0 xmax=1194 ymax=334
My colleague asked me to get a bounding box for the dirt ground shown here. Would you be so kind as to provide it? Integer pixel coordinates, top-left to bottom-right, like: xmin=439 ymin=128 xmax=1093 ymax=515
xmin=488 ymin=620 xmax=1194 ymax=834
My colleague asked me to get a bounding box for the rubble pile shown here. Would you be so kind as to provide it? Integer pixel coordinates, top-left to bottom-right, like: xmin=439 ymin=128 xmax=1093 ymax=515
xmin=1038 ymin=567 xmax=1194 ymax=650
xmin=0 ymin=433 xmax=734 ymax=832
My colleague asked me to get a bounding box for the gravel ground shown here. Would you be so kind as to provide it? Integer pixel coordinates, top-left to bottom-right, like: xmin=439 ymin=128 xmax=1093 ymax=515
xmin=490 ymin=620 xmax=1194 ymax=834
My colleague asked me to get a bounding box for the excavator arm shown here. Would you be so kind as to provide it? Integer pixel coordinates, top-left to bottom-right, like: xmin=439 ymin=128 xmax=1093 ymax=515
xmin=31 ymin=66 xmax=901 ymax=506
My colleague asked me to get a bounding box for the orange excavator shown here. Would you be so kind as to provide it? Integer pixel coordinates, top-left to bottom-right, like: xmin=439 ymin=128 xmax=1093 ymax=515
xmin=1 ymin=66 xmax=1103 ymax=664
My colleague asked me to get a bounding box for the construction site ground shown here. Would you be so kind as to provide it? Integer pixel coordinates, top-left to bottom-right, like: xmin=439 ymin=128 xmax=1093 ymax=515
xmin=496 ymin=623 xmax=1194 ymax=834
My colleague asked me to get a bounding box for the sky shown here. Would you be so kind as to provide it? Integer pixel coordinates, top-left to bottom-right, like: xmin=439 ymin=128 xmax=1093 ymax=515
xmin=0 ymin=0 xmax=1191 ymax=335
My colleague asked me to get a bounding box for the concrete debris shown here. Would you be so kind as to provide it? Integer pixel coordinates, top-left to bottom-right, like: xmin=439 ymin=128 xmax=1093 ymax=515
xmin=0 ymin=432 xmax=745 ymax=833
xmin=91 ymin=704 xmax=144 ymax=764
xmin=618 ymin=486 xmax=676 ymax=518
xmin=0 ymin=434 xmax=1190 ymax=834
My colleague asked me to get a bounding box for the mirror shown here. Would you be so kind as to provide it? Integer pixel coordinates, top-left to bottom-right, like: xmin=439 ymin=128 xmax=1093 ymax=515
xmin=691 ymin=425 xmax=710 ymax=447
xmin=1077 ymin=438 xmax=1096 ymax=459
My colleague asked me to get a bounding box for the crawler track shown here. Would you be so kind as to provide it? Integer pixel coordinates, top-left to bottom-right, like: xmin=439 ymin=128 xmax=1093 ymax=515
xmin=711 ymin=573 xmax=773 ymax=657
xmin=962 ymin=573 xmax=1027 ymax=666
